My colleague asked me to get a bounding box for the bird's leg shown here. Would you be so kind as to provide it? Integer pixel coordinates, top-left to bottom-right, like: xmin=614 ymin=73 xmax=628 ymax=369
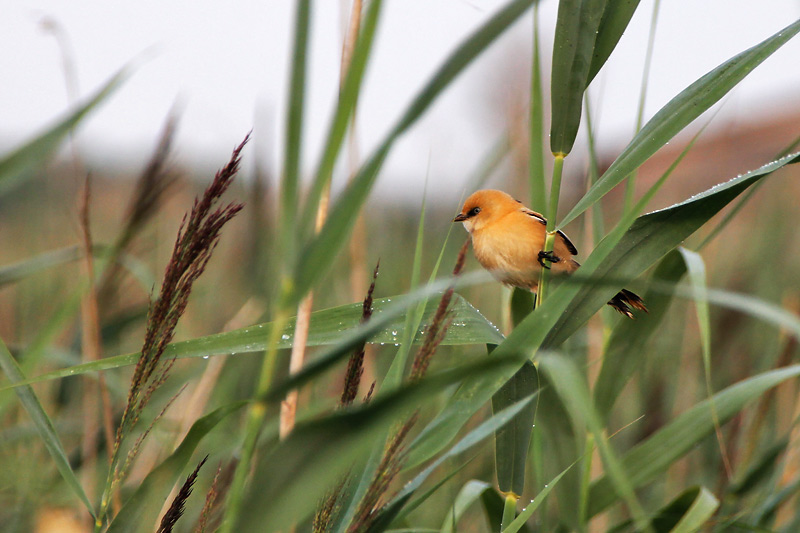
xmin=537 ymin=250 xmax=560 ymax=269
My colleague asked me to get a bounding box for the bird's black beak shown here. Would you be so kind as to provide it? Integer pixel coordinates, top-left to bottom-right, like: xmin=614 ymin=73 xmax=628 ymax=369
xmin=453 ymin=213 xmax=467 ymax=222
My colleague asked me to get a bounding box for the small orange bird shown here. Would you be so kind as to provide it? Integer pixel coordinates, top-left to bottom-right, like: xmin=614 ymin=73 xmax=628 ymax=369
xmin=454 ymin=189 xmax=646 ymax=318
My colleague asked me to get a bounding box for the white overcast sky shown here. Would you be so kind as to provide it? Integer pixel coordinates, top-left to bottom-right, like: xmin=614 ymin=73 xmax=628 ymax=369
xmin=2 ymin=1 xmax=799 ymax=202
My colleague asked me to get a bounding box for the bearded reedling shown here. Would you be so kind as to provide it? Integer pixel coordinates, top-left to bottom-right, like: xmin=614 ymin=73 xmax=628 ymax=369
xmin=454 ymin=189 xmax=646 ymax=318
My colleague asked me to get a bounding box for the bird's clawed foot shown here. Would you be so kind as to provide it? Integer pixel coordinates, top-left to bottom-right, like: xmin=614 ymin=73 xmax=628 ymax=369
xmin=537 ymin=250 xmax=560 ymax=269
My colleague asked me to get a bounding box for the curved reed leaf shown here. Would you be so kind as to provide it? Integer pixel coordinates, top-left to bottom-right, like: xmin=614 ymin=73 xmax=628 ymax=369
xmin=0 ymin=292 xmax=503 ymax=393
xmin=277 ymin=0 xmax=311 ymax=267
xmin=368 ymin=393 xmax=536 ymax=530
xmin=586 ymin=364 xmax=800 ymax=517
xmin=501 ymin=460 xmax=575 ymax=533
xmin=586 ymin=0 xmax=642 ymax=85
xmin=666 ymin=487 xmax=720 ymax=533
xmin=492 ymin=289 xmax=536 ymax=496
xmin=540 ymin=354 xmax=649 ymax=530
xmin=543 ymin=152 xmax=800 ymax=349
xmin=549 ymin=0 xmax=642 ymax=156
xmin=493 ymin=357 xmax=538 ymax=496
xmin=550 ymin=0 xmax=607 ymax=155
xmin=236 ymin=358 xmax=523 ymax=532
xmin=0 ymin=339 xmax=95 ymax=517
xmin=0 ymin=246 xmax=82 ymax=287
xmin=301 ymin=0 xmax=383 ymax=239
xmin=558 ymin=19 xmax=800 ymax=229
xmin=611 ymin=486 xmax=720 ymax=532
xmin=440 ymin=480 xmax=492 ymax=533
xmin=0 ymin=68 xmax=128 ymax=194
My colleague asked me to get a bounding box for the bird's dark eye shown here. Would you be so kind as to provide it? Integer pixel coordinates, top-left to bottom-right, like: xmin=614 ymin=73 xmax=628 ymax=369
xmin=468 ymin=207 xmax=481 ymax=217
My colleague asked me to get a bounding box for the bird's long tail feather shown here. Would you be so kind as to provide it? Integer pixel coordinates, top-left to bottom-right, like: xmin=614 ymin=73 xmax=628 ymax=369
xmin=607 ymin=289 xmax=647 ymax=318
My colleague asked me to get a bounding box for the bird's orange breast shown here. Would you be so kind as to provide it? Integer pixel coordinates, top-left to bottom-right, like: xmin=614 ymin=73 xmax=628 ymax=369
xmin=471 ymin=211 xmax=547 ymax=289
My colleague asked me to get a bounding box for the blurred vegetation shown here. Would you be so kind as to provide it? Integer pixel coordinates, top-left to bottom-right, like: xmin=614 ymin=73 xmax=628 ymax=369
xmin=2 ymin=1 xmax=800 ymax=532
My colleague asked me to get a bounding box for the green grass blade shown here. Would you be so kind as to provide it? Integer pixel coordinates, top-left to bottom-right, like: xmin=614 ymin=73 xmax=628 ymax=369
xmin=0 ymin=245 xmax=147 ymax=292
xmin=492 ymin=360 xmax=538 ymax=496
xmin=558 ymin=19 xmax=800 ymax=229
xmin=235 ymin=358 xmax=523 ymax=532
xmin=439 ymin=480 xmax=492 ymax=533
xmin=0 ymin=338 xmax=95 ymax=517
xmin=585 ymin=0 xmax=642 ymax=85
xmin=0 ymin=246 xmax=82 ymax=287
xmin=106 ymin=401 xmax=247 ymax=533
xmin=529 ymin=3 xmax=546 ymax=211
xmin=729 ymin=437 xmax=789 ymax=497
xmin=540 ymin=355 xmax=650 ymax=531
xmin=624 ymin=486 xmax=720 ymax=533
xmin=586 ymin=364 xmax=800 ymax=517
xmin=0 ymin=68 xmax=128 ymax=193
xmin=374 ymin=393 xmax=536 ymax=528
xmin=385 ymin=189 xmax=430 ymax=390
xmin=292 ymin=0 xmax=536 ymax=304
xmin=501 ymin=458 xmax=576 ymax=533
xmin=403 ymin=348 xmax=537 ymax=470
xmin=481 ymin=483 xmax=535 ymax=533
xmin=678 ymin=250 xmax=711 ymax=371
xmin=752 ymin=477 xmax=800 ymax=527
xmin=374 ymin=464 xmax=472 ymax=533
xmin=594 ymin=250 xmax=687 ymax=420
xmin=0 ymin=291 xmax=503 ymax=393
xmin=493 ymin=289 xmax=536 ymax=496
xmin=549 ymin=0 xmax=607 ymax=155
xmin=543 ymin=151 xmax=800 ymax=348
xmin=301 ymin=0 xmax=382 ymax=236
xmin=678 ymin=248 xmax=724 ymax=472
xmin=666 ymin=487 xmax=720 ymax=533
xmin=277 ymin=0 xmax=311 ymax=269
xmin=584 ymin=96 xmax=606 ymax=248
xmin=332 ymin=444 xmax=384 ymax=533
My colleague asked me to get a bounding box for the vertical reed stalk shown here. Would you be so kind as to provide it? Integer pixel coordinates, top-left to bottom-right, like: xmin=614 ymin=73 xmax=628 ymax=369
xmin=528 ymin=1 xmax=546 ymax=212
xmin=279 ymin=0 xmax=364 ymax=439
xmin=535 ymin=154 xmax=565 ymax=307
xmin=279 ymin=196 xmax=326 ymax=438
xmin=221 ymin=306 xmax=290 ymax=532
xmin=79 ymin=175 xmax=107 ymax=506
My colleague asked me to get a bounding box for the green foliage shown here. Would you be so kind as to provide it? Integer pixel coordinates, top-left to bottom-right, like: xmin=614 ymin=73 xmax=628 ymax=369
xmin=2 ymin=2 xmax=800 ymax=532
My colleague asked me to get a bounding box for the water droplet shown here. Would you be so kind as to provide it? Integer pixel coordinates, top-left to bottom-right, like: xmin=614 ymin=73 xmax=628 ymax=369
xmin=281 ymin=334 xmax=291 ymax=340
xmin=391 ymin=330 xmax=398 ymax=336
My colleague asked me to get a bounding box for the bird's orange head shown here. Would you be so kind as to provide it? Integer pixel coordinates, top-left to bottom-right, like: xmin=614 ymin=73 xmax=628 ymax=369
xmin=453 ymin=189 xmax=520 ymax=233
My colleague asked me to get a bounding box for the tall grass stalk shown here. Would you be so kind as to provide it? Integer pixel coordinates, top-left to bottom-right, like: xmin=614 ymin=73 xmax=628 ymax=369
xmin=528 ymin=1 xmax=546 ymax=212
xmin=281 ymin=0 xmax=365 ymax=440
xmin=535 ymin=154 xmax=565 ymax=307
xmin=78 ymin=176 xmax=107 ymax=510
